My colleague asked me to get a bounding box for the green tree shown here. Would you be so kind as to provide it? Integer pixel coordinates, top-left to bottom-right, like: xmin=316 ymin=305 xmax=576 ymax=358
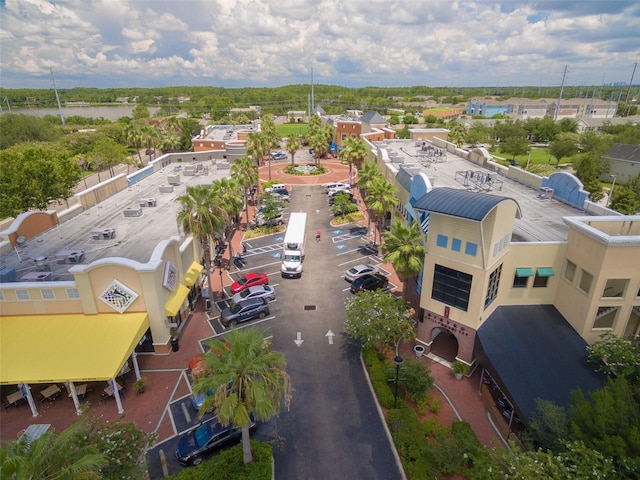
xmin=194 ymin=327 xmax=291 ymax=465
xmin=246 ymin=131 xmax=268 ymax=168
xmin=0 ymin=113 xmax=60 ymax=149
xmin=132 ymin=104 xmax=150 ymax=120
xmin=330 ymin=192 xmax=359 ymax=217
xmin=381 ymin=219 xmax=425 ymax=302
xmin=123 ymin=122 xmax=144 ymax=164
xmin=176 ymin=185 xmax=228 ymax=307
xmin=0 ymin=420 xmax=107 ymax=480
xmin=285 ymin=135 xmax=301 ymax=166
xmin=230 ymin=156 xmax=259 ymax=229
xmin=465 ymin=123 xmax=491 ymax=146
xmin=558 ymin=117 xmax=579 ymax=133
xmin=0 ymin=144 xmax=82 ymax=218
xmin=344 ymin=290 xmax=416 ymax=353
xmin=260 ymin=114 xmax=280 ymax=152
xmin=341 ymin=137 xmax=368 ymax=181
xmin=610 ymin=186 xmax=639 ymax=214
xmin=366 ymin=176 xmax=398 ymax=244
xmin=528 ymin=398 xmax=570 ymax=452
xmin=89 ymin=137 xmax=130 ymax=178
xmin=212 ymin=177 xmax=244 ymax=263
xmin=549 ymin=132 xmax=580 ymax=165
xmin=587 ymin=332 xmax=640 ymax=384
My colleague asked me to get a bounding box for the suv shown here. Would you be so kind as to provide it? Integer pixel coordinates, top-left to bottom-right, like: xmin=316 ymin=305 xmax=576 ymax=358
xmin=325 ymin=182 xmax=350 ymax=193
xmin=220 ymin=297 xmax=270 ymax=327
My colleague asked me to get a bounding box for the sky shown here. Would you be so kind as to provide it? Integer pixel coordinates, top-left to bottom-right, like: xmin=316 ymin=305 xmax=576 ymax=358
xmin=0 ymin=0 xmax=639 ymax=90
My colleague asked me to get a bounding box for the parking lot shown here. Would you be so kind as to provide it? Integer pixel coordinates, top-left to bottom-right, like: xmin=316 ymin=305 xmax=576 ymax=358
xmin=146 ymin=182 xmax=403 ymax=479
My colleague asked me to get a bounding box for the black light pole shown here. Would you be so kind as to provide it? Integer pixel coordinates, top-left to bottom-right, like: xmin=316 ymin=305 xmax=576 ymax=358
xmin=393 ymin=355 xmax=403 ymax=408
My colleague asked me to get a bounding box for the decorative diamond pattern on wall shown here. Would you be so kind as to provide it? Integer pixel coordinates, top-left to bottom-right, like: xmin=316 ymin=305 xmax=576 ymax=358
xmin=99 ymin=279 xmax=139 ymax=313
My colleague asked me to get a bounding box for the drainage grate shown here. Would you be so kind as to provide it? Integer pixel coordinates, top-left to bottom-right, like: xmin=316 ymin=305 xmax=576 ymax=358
xmin=304 ymin=305 xmax=316 ymax=311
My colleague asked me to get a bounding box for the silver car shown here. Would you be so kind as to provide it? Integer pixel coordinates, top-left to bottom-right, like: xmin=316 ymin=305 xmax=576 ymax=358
xmin=345 ymin=264 xmax=378 ymax=282
xmin=231 ymin=285 xmax=276 ymax=305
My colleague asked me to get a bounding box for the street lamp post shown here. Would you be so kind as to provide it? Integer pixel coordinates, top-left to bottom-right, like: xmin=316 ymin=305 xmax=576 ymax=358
xmin=393 ymin=355 xmax=403 ymax=409
xmin=607 ymin=175 xmax=617 ymax=208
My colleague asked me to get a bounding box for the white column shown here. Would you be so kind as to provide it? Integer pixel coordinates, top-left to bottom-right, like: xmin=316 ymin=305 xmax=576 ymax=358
xmin=67 ymin=382 xmax=82 ymax=415
xmin=20 ymin=383 xmax=39 ymax=417
xmin=132 ymin=352 xmax=141 ymax=381
xmin=111 ymin=378 xmax=124 ymax=414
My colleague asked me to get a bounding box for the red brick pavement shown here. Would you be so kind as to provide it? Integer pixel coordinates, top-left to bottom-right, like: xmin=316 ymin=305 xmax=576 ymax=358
xmin=0 ymin=157 xmax=504 ymax=453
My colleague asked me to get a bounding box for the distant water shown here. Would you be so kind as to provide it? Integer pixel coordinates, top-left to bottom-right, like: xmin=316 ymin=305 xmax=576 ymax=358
xmin=5 ymin=105 xmax=161 ymax=121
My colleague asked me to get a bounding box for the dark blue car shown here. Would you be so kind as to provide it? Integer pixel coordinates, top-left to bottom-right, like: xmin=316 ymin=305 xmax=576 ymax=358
xmin=176 ymin=415 xmax=257 ymax=466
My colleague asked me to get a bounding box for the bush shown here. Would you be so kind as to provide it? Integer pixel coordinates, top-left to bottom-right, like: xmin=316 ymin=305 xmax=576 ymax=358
xmin=387 ymin=407 xmax=438 ymax=479
xmin=168 ymin=440 xmax=272 ymax=480
xmin=362 ymin=344 xmax=396 ymax=409
xmin=399 ymin=358 xmax=434 ymax=407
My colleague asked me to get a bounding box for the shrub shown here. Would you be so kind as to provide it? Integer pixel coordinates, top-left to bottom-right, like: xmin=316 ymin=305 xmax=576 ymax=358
xmin=387 ymin=407 xmax=438 ymax=480
xmin=362 ymin=344 xmax=395 ymax=408
xmin=168 ymin=440 xmax=272 ymax=480
xmin=399 ymin=358 xmax=434 ymax=407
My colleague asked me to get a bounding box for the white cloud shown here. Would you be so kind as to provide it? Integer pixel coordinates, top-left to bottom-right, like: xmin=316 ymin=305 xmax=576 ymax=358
xmin=0 ymin=0 xmax=638 ymax=89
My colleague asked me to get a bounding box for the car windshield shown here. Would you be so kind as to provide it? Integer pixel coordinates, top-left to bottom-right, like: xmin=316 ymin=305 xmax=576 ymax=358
xmin=284 ymin=254 xmax=300 ymax=261
xmin=194 ymin=424 xmax=211 ymax=448
xmin=230 ymin=303 xmax=242 ymax=313
xmin=239 ymin=289 xmax=251 ymax=299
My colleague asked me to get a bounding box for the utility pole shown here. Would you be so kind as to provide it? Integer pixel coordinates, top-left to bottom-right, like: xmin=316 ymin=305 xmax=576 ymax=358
xmin=311 ymin=67 xmax=315 ymax=114
xmin=624 ymin=62 xmax=637 ymax=116
xmin=50 ymin=68 xmax=65 ymax=126
xmin=554 ymin=65 xmax=567 ymax=121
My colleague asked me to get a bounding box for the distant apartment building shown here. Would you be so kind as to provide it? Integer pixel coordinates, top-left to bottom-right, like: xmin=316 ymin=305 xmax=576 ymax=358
xmin=467 ymin=97 xmax=618 ymax=120
xmin=421 ymin=106 xmax=462 ymax=121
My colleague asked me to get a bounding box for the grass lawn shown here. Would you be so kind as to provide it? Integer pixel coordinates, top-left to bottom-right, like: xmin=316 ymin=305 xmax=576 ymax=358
xmin=276 ymin=123 xmax=308 ymax=137
xmin=490 ymin=146 xmax=571 ymax=166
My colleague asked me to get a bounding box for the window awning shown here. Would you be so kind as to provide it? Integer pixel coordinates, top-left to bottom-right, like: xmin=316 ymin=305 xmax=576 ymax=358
xmin=0 ymin=313 xmax=149 ymax=385
xmin=184 ymin=261 xmax=204 ymax=287
xmin=536 ymin=267 xmax=555 ymax=277
xmin=165 ymin=284 xmax=190 ymax=316
xmin=515 ymin=267 xmax=534 ymax=277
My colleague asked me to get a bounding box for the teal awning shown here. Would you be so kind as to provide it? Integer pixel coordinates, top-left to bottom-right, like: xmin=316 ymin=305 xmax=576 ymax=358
xmin=536 ymin=267 xmax=555 ymax=277
xmin=515 ymin=267 xmax=534 ymax=277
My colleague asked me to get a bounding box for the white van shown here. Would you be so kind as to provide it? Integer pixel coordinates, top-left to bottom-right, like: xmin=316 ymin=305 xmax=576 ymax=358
xmin=265 ymin=184 xmax=288 ymax=194
xmin=324 ymin=182 xmax=350 ymax=193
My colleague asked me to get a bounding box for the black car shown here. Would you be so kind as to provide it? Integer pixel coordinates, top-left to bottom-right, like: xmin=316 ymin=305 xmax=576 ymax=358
xmin=176 ymin=416 xmax=257 ymax=466
xmin=350 ymin=273 xmax=389 ymax=293
xmin=220 ymin=297 xmax=270 ymax=327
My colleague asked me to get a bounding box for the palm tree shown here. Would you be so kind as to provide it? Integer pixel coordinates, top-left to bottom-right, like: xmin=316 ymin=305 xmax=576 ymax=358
xmin=212 ymin=177 xmax=244 ymax=265
xmin=246 ymin=131 xmax=268 ymax=168
xmin=357 ymin=162 xmax=383 ymax=233
xmin=123 ymin=123 xmax=143 ymax=164
xmin=381 ymin=219 xmax=425 ymax=301
xmin=0 ymin=420 xmax=107 ymax=479
xmin=341 ymin=137 xmax=368 ymax=185
xmin=176 ymin=185 xmax=228 ymax=304
xmin=366 ymin=177 xmax=398 ymax=245
xmin=195 ymin=327 xmax=291 ymax=465
xmin=230 ymin=156 xmax=259 ymax=230
xmin=285 ymin=135 xmax=301 ymax=166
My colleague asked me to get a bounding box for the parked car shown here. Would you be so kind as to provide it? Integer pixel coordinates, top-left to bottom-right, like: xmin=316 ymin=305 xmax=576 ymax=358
xmin=329 ymin=191 xmax=356 ymax=205
xmin=271 ymin=151 xmax=287 ymax=160
xmin=230 ymin=272 xmax=269 ymax=294
xmin=345 ymin=264 xmax=379 ymax=282
xmin=325 ymin=183 xmax=350 ymax=194
xmin=220 ymin=297 xmax=270 ymax=327
xmin=350 ymin=273 xmax=389 ymax=293
xmin=328 ymin=187 xmax=352 ymax=197
xmin=232 ymin=285 xmax=276 ymax=304
xmin=254 ymin=212 xmax=284 ymax=226
xmin=176 ymin=416 xmax=257 ymax=466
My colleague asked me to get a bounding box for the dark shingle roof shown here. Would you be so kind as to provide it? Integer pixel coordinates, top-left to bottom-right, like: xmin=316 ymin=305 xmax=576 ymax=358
xmin=360 ymin=110 xmax=386 ymax=125
xmin=396 ymin=168 xmax=413 ymax=191
xmin=476 ymin=305 xmax=606 ymax=422
xmin=413 ymin=187 xmax=521 ymax=221
xmin=603 ymin=143 xmax=640 ymax=162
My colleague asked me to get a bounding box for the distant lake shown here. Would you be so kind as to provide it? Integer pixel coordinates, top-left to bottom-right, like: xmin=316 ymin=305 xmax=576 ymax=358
xmin=5 ymin=105 xmax=161 ymax=121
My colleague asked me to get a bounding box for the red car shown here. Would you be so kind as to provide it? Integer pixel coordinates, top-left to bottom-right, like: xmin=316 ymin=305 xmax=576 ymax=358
xmin=230 ymin=272 xmax=269 ymax=294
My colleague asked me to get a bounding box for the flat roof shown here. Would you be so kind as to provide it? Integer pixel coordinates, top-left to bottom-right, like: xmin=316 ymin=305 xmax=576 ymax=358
xmin=0 ymin=161 xmax=231 ymax=282
xmin=375 ymin=139 xmax=588 ymax=242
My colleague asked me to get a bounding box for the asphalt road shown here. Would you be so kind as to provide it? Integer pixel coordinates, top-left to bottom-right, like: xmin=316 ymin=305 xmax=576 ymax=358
xmin=148 ymin=183 xmax=402 ymax=479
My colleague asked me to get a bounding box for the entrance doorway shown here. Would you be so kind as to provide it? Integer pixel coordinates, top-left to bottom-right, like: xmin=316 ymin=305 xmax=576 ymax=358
xmin=430 ymin=328 xmax=458 ymax=362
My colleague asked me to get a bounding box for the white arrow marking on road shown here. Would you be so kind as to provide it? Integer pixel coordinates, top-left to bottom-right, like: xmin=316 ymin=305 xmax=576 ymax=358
xmin=326 ymin=330 xmax=335 ymax=345
xmin=294 ymin=331 xmax=304 ymax=347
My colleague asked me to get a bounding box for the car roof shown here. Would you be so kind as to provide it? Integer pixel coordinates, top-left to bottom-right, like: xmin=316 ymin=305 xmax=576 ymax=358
xmin=246 ymin=285 xmax=269 ymax=293
xmin=236 ymin=297 xmax=266 ymax=306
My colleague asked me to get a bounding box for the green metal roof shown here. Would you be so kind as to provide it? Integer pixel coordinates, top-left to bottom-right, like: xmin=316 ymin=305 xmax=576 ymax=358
xmin=536 ymin=267 xmax=555 ymax=277
xmin=515 ymin=267 xmax=534 ymax=277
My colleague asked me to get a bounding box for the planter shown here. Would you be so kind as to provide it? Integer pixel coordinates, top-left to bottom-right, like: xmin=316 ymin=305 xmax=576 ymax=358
xmin=413 ymin=344 xmax=425 ymax=358
xmin=454 ymin=373 xmax=463 ymax=380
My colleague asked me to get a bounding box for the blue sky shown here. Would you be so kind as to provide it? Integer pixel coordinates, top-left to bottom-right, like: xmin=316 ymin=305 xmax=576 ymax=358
xmin=0 ymin=0 xmax=638 ymax=90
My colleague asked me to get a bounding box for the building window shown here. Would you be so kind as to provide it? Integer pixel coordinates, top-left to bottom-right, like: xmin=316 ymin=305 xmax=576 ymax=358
xmin=41 ymin=289 xmax=55 ymax=300
xmin=485 ymin=264 xmax=502 ymax=308
xmin=602 ymin=279 xmax=628 ymax=298
xmin=437 ymin=234 xmax=448 ymax=248
xmin=533 ymin=267 xmax=554 ymax=288
xmin=513 ymin=267 xmax=533 ymax=288
xmin=431 ymin=264 xmax=472 ymax=312
xmin=579 ymin=270 xmax=594 ymax=294
xmin=493 ymin=243 xmax=499 ymax=256
xmin=16 ymin=289 xmax=30 ymax=300
xmin=67 ymin=288 xmax=80 ymax=299
xmin=0 ymin=291 xmax=4 ymax=301
xmin=341 ymin=134 xmax=347 ymax=141
xmin=563 ymin=260 xmax=577 ymax=282
xmin=593 ymin=306 xmax=617 ymax=329
xmin=465 ymin=242 xmax=478 ymax=256
xmin=452 ymin=238 xmax=461 ymax=252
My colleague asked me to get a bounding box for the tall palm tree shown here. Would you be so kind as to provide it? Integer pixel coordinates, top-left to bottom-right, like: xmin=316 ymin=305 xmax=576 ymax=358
xmin=285 ymin=135 xmax=301 ymax=166
xmin=230 ymin=156 xmax=259 ymax=229
xmin=357 ymin=161 xmax=383 ymax=232
xmin=0 ymin=420 xmax=107 ymax=479
xmin=212 ymin=177 xmax=244 ymax=265
xmin=381 ymin=219 xmax=425 ymax=301
xmin=195 ymin=327 xmax=291 ymax=465
xmin=176 ymin=185 xmax=228 ymax=304
xmin=246 ymin=131 xmax=268 ymax=168
xmin=123 ymin=123 xmax=143 ymax=164
xmin=342 ymin=137 xmax=368 ymax=184
xmin=366 ymin=177 xmax=398 ymax=245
